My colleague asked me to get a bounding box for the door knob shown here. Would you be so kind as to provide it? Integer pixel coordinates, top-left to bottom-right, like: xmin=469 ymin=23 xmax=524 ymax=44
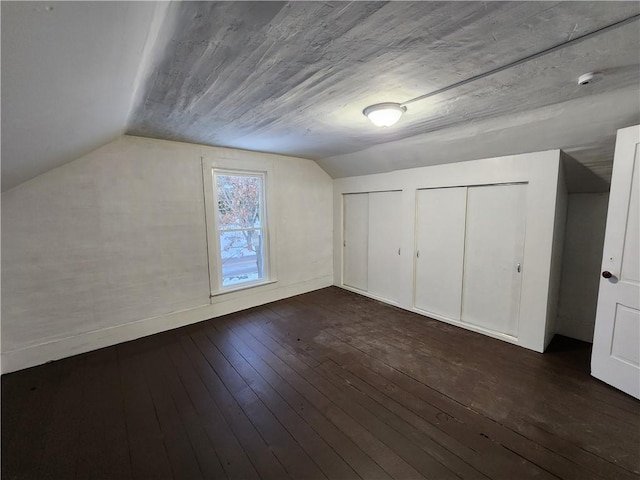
xmin=602 ymin=271 xmax=613 ymax=279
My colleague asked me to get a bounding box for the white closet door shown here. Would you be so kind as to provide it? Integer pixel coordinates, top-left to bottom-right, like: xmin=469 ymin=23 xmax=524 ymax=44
xmin=368 ymin=191 xmax=402 ymax=302
xmin=414 ymin=187 xmax=467 ymax=319
xmin=343 ymin=193 xmax=369 ymax=291
xmin=461 ymin=184 xmax=527 ymax=337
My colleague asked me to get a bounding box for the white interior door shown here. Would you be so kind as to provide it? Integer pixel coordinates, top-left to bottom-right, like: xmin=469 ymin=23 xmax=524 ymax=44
xmin=368 ymin=191 xmax=402 ymax=302
xmin=592 ymin=125 xmax=640 ymax=399
xmin=414 ymin=187 xmax=467 ymax=319
xmin=461 ymin=184 xmax=527 ymax=337
xmin=343 ymin=193 xmax=369 ymax=291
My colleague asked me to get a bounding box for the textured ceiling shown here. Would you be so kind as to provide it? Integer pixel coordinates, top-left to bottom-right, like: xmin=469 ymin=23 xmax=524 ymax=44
xmin=2 ymin=1 xmax=640 ymax=191
xmin=128 ymin=1 xmax=640 ymax=183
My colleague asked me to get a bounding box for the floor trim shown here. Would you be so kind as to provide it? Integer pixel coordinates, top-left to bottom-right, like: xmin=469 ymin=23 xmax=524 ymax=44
xmin=1 ymin=276 xmax=333 ymax=374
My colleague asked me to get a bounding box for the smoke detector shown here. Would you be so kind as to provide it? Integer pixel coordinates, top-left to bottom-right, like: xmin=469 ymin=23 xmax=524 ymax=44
xmin=577 ymin=72 xmax=597 ymax=86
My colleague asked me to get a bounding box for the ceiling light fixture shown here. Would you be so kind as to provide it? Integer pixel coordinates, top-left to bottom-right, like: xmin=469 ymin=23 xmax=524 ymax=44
xmin=361 ymin=15 xmax=638 ymax=129
xmin=363 ymin=102 xmax=407 ymax=127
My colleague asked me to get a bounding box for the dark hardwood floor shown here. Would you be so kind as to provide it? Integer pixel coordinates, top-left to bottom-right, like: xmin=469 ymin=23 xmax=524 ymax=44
xmin=3 ymin=286 xmax=639 ymax=480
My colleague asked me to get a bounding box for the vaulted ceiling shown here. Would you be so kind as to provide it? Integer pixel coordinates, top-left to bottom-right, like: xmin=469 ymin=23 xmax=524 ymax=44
xmin=3 ymin=1 xmax=639 ymax=191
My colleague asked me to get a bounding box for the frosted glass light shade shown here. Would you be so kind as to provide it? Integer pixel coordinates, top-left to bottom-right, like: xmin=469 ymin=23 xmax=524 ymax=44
xmin=363 ymin=103 xmax=407 ymax=127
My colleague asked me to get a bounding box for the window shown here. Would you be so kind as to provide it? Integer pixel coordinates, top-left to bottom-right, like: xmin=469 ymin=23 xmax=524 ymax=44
xmin=211 ymin=169 xmax=270 ymax=291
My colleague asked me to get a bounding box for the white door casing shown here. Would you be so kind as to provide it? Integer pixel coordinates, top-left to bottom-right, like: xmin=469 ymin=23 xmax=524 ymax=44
xmin=592 ymin=125 xmax=640 ymax=399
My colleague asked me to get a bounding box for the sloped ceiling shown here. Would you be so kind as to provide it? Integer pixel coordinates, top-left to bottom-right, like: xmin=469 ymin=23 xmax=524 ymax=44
xmin=2 ymin=1 xmax=640 ymax=191
xmin=1 ymin=1 xmax=170 ymax=191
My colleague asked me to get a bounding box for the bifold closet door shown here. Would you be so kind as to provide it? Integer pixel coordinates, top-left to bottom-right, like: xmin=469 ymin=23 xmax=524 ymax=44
xmin=414 ymin=187 xmax=467 ymax=319
xmin=461 ymin=183 xmax=527 ymax=336
xmin=343 ymin=193 xmax=369 ymax=291
xmin=368 ymin=191 xmax=402 ymax=302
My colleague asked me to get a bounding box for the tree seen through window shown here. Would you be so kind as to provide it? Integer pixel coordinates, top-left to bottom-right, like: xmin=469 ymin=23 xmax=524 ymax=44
xmin=215 ymin=173 xmax=265 ymax=287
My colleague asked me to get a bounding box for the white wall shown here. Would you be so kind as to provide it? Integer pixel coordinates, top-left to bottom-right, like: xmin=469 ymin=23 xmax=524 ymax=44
xmin=333 ymin=150 xmax=564 ymax=352
xmin=556 ymin=193 xmax=609 ymax=342
xmin=1 ymin=135 xmax=333 ymax=373
xmin=544 ymin=156 xmax=568 ymax=346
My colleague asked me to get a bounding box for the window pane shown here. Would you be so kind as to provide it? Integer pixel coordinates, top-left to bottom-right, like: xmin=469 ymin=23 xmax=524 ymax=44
xmin=220 ymin=229 xmax=264 ymax=287
xmin=216 ymin=174 xmax=262 ymax=230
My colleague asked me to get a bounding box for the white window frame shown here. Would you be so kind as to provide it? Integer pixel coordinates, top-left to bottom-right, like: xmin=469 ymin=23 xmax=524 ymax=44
xmin=202 ymin=157 xmax=277 ymax=297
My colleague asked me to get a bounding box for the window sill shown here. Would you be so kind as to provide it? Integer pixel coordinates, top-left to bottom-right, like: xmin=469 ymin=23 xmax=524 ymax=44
xmin=210 ymin=279 xmax=278 ymax=298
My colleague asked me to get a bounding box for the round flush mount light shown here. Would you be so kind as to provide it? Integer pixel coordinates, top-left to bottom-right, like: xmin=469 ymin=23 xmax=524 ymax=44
xmin=363 ymin=102 xmax=407 ymax=127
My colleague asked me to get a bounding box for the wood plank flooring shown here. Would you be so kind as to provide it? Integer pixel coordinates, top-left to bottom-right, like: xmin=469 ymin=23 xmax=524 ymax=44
xmin=3 ymin=287 xmax=639 ymax=479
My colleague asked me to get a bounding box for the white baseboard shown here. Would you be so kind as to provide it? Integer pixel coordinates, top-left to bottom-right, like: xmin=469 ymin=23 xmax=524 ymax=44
xmin=1 ymin=276 xmax=333 ymax=374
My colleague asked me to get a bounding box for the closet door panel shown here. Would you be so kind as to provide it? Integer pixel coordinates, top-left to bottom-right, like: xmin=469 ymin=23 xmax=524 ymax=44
xmin=414 ymin=187 xmax=467 ymax=319
xmin=461 ymin=184 xmax=527 ymax=336
xmin=368 ymin=191 xmax=402 ymax=302
xmin=343 ymin=193 xmax=369 ymax=291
